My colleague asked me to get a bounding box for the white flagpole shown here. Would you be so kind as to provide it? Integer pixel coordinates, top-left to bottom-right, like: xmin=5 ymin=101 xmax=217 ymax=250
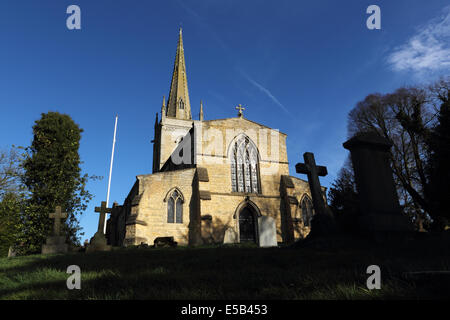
xmin=104 ymin=115 xmax=118 ymax=234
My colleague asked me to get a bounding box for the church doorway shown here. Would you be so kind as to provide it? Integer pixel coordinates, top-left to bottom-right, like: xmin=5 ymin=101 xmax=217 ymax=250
xmin=238 ymin=206 xmax=257 ymax=243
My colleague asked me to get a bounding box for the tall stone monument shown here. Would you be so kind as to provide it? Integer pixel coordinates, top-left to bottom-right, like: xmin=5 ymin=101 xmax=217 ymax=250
xmin=87 ymin=201 xmax=112 ymax=252
xmin=296 ymin=152 xmax=336 ymax=236
xmin=42 ymin=206 xmax=69 ymax=254
xmin=343 ymin=132 xmax=413 ymax=233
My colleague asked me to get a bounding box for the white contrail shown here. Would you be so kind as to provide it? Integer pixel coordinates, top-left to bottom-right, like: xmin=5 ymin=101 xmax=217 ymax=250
xmin=239 ymin=70 xmax=291 ymax=115
xmin=176 ymin=1 xmax=290 ymax=115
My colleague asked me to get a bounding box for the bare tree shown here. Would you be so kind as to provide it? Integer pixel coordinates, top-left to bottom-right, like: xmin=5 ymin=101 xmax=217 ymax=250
xmin=347 ymin=79 xmax=449 ymax=226
xmin=0 ymin=146 xmax=25 ymax=199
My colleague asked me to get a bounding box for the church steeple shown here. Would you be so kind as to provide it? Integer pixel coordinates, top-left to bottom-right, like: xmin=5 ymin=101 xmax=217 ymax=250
xmin=166 ymin=28 xmax=191 ymax=120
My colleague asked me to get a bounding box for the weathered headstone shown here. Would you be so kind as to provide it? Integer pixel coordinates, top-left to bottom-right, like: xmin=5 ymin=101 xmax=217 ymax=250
xmin=295 ymin=152 xmax=336 ymax=236
xmin=154 ymin=236 xmax=177 ymax=248
xmin=42 ymin=206 xmax=69 ymax=254
xmin=7 ymin=246 xmax=16 ymax=257
xmin=86 ymin=201 xmax=112 ymax=252
xmin=257 ymin=216 xmax=278 ymax=247
xmin=343 ymin=132 xmax=413 ymax=233
xmin=223 ymin=227 xmax=238 ymax=244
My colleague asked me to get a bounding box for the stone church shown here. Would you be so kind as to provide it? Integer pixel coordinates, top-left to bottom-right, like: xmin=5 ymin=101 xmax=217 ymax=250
xmin=106 ymin=29 xmax=322 ymax=247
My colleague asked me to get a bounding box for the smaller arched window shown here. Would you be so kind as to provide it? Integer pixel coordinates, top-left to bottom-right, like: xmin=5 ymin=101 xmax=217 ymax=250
xmin=166 ymin=189 xmax=183 ymax=223
xmin=179 ymin=99 xmax=184 ymax=109
xmin=301 ymin=196 xmax=314 ymax=227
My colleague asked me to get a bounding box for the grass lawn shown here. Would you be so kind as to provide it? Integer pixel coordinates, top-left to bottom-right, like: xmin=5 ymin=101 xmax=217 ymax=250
xmin=0 ymin=233 xmax=449 ymax=300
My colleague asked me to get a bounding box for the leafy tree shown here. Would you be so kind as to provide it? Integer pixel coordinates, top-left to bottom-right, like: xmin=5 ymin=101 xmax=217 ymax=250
xmin=0 ymin=146 xmax=27 ymax=256
xmin=0 ymin=193 xmax=23 ymax=256
xmin=17 ymin=112 xmax=94 ymax=253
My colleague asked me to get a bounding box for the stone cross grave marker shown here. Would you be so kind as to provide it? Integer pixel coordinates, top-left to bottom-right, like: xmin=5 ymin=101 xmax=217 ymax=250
xmin=295 ymin=152 xmax=336 ymax=235
xmin=87 ymin=201 xmax=113 ymax=252
xmin=95 ymin=201 xmax=113 ymax=234
xmin=49 ymin=206 xmax=67 ymax=236
xmin=42 ymin=205 xmax=69 ymax=254
xmin=295 ymin=152 xmax=328 ymax=216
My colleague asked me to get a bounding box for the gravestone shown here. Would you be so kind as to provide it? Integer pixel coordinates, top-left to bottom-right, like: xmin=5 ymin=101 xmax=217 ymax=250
xmin=42 ymin=206 xmax=69 ymax=254
xmin=154 ymin=236 xmax=177 ymax=248
xmin=343 ymin=132 xmax=413 ymax=233
xmin=296 ymin=152 xmax=336 ymax=236
xmin=223 ymin=227 xmax=238 ymax=244
xmin=257 ymin=216 xmax=278 ymax=247
xmin=86 ymin=201 xmax=112 ymax=252
xmin=7 ymin=246 xmax=16 ymax=257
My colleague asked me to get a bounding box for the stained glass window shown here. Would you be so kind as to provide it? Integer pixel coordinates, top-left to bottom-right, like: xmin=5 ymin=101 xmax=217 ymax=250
xmin=167 ymin=198 xmax=174 ymax=223
xmin=230 ymin=136 xmax=260 ymax=194
xmin=301 ymin=196 xmax=314 ymax=227
xmin=167 ymin=189 xmax=183 ymax=223
xmin=231 ymin=162 xmax=237 ymax=192
xmin=176 ymin=198 xmax=183 ymax=223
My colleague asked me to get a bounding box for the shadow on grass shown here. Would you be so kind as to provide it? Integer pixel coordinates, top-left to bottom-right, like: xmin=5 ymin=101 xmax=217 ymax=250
xmin=1 ymin=233 xmax=449 ymax=300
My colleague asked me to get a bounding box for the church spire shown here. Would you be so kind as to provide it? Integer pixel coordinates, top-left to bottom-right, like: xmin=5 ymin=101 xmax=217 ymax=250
xmin=166 ymin=28 xmax=191 ymax=120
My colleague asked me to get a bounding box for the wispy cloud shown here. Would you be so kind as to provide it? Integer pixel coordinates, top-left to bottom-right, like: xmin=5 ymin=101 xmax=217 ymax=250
xmin=388 ymin=6 xmax=450 ymax=74
xmin=177 ymin=1 xmax=290 ymax=115
xmin=176 ymin=0 xmax=232 ymax=54
xmin=238 ymin=69 xmax=291 ymax=115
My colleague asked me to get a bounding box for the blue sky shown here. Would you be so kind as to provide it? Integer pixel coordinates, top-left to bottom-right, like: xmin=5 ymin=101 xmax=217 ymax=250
xmin=1 ymin=0 xmax=449 ymax=242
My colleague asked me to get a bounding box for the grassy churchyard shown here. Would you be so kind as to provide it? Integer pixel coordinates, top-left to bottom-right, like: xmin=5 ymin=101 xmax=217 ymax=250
xmin=1 ymin=233 xmax=449 ymax=300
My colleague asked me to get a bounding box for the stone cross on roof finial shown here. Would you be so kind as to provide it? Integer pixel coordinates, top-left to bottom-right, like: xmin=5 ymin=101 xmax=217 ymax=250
xmin=49 ymin=206 xmax=67 ymax=236
xmin=236 ymin=104 xmax=245 ymax=118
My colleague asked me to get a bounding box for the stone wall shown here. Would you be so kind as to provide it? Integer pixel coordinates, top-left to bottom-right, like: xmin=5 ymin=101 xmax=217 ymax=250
xmin=114 ymin=116 xmax=322 ymax=246
xmin=124 ymin=168 xmax=197 ymax=246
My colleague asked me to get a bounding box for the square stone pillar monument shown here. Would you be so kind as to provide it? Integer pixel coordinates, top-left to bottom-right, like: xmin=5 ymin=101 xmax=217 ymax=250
xmin=343 ymin=132 xmax=413 ymax=233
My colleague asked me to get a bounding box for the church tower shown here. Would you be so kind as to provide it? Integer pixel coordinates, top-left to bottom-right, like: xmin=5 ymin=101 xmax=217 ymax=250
xmin=164 ymin=28 xmax=192 ymax=120
xmin=153 ymin=28 xmax=195 ymax=173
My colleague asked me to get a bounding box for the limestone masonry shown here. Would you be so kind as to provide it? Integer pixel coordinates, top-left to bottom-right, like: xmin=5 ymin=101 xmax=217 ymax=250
xmin=106 ymin=29 xmax=326 ymax=247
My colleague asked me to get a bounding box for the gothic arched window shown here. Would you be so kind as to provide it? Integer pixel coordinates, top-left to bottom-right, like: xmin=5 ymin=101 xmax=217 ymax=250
xmin=230 ymin=136 xmax=260 ymax=193
xmin=179 ymin=99 xmax=184 ymax=109
xmin=167 ymin=189 xmax=183 ymax=223
xmin=301 ymin=196 xmax=314 ymax=227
